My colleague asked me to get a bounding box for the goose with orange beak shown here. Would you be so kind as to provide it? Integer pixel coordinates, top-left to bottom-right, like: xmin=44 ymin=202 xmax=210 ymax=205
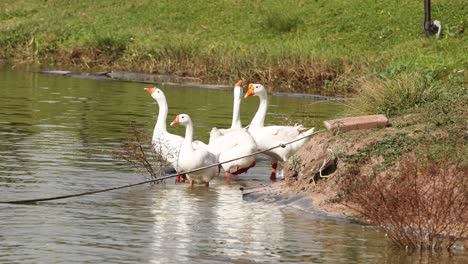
xmin=205 ymin=80 xmax=257 ymax=182
xmin=170 ymin=114 xmax=217 ymax=188
xmin=209 ymin=80 xmax=244 ymax=142
xmin=244 ymin=83 xmax=315 ymax=180
xmin=144 ymin=86 xmax=209 ymax=183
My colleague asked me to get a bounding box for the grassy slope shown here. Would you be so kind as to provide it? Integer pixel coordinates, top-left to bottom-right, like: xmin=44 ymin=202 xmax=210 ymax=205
xmin=0 ymin=0 xmax=466 ymax=94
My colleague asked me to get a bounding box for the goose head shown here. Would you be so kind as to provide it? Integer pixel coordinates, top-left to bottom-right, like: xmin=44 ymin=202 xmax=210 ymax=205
xmin=144 ymin=86 xmax=166 ymax=102
xmin=244 ymin=83 xmax=266 ymax=98
xmin=233 ymin=80 xmax=243 ymax=100
xmin=170 ymin=114 xmax=191 ymax=126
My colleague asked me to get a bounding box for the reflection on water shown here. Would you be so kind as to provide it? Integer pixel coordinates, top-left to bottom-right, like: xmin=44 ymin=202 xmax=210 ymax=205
xmin=0 ymin=69 xmax=466 ymax=263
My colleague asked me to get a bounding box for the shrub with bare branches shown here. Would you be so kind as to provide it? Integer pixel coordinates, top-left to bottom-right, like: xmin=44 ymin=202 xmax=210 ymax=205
xmin=113 ymin=121 xmax=172 ymax=181
xmin=342 ymin=154 xmax=468 ymax=250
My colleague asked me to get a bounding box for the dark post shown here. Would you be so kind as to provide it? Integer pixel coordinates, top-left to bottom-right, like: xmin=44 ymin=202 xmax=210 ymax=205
xmin=424 ymin=0 xmax=432 ymax=34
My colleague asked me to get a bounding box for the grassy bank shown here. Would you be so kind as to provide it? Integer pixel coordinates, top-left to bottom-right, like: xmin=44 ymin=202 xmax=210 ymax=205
xmin=283 ymin=92 xmax=467 ymax=250
xmin=0 ymin=0 xmax=466 ymax=95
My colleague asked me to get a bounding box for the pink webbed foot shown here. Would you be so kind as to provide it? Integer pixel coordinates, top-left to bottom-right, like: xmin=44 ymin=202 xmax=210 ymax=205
xmin=225 ymin=171 xmax=231 ymax=184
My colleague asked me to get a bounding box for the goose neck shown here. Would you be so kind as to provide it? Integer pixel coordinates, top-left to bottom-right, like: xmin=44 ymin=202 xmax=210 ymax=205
xmin=155 ymin=97 xmax=168 ymax=131
xmin=251 ymin=93 xmax=267 ymax=127
xmin=182 ymin=120 xmax=194 ymax=151
xmin=231 ymin=97 xmax=242 ymax=129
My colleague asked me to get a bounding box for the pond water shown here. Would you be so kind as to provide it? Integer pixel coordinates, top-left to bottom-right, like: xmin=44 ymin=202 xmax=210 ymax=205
xmin=0 ymin=68 xmax=466 ymax=263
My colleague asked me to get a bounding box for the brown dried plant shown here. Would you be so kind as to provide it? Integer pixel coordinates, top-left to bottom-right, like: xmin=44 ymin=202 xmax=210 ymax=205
xmin=342 ymin=153 xmax=468 ymax=251
xmin=113 ymin=121 xmax=172 ymax=182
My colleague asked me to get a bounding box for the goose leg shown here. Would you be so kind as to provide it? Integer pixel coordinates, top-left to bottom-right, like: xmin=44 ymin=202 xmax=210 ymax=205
xmin=205 ymin=181 xmax=210 ymax=188
xmin=225 ymin=171 xmax=231 ymax=184
xmin=181 ymin=174 xmax=187 ymax=183
xmin=175 ymin=175 xmax=181 ymax=183
xmin=189 ymin=179 xmax=194 ymax=188
xmin=216 ymin=165 xmax=221 ymax=176
xmin=270 ymin=162 xmax=278 ymax=181
xmin=232 ymin=161 xmax=256 ymax=175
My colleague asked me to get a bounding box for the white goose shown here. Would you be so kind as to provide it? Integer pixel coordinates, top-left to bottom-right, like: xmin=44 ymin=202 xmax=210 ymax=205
xmin=244 ymin=83 xmax=315 ymax=180
xmin=209 ymin=80 xmax=244 ymax=143
xmin=170 ymin=114 xmax=217 ymax=187
xmin=144 ymin=87 xmax=207 ymax=182
xmin=207 ymin=128 xmax=257 ymax=183
xmin=206 ymin=80 xmax=257 ymax=182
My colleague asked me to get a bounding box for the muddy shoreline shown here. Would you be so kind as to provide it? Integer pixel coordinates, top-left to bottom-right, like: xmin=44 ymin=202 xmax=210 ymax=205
xmin=38 ymin=70 xmax=345 ymax=101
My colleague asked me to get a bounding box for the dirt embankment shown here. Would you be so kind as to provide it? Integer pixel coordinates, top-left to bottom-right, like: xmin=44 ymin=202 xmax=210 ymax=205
xmin=281 ymin=107 xmax=466 ymax=225
xmin=281 ymin=129 xmax=383 ymax=221
xmin=243 ymin=95 xmax=468 ymax=250
xmin=243 ymin=126 xmax=394 ymax=222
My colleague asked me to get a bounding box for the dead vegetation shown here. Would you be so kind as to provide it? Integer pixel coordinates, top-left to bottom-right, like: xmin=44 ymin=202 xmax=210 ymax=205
xmin=112 ymin=121 xmax=170 ymax=182
xmin=342 ymin=154 xmax=467 ymax=250
xmin=9 ymin=47 xmax=354 ymax=96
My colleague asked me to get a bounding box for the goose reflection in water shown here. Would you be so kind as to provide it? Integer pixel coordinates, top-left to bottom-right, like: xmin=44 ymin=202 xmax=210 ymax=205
xmin=147 ymin=182 xmax=287 ymax=263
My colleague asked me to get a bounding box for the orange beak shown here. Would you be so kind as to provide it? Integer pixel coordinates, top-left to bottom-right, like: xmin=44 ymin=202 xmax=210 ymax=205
xmin=170 ymin=115 xmax=180 ymax=126
xmin=144 ymin=87 xmax=157 ymax=94
xmin=244 ymin=83 xmax=255 ymax=98
xmin=235 ymin=80 xmax=243 ymax=87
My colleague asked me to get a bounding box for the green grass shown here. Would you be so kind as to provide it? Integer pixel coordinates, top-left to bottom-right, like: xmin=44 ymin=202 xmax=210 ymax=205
xmin=344 ymin=88 xmax=467 ymax=170
xmin=0 ymin=0 xmax=466 ymax=95
xmin=345 ymin=133 xmax=418 ymax=167
xmin=351 ymin=68 xmax=466 ymax=116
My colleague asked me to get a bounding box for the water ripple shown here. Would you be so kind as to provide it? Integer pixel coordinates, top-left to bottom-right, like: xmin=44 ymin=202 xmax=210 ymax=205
xmin=2 ymin=69 xmax=464 ymax=263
